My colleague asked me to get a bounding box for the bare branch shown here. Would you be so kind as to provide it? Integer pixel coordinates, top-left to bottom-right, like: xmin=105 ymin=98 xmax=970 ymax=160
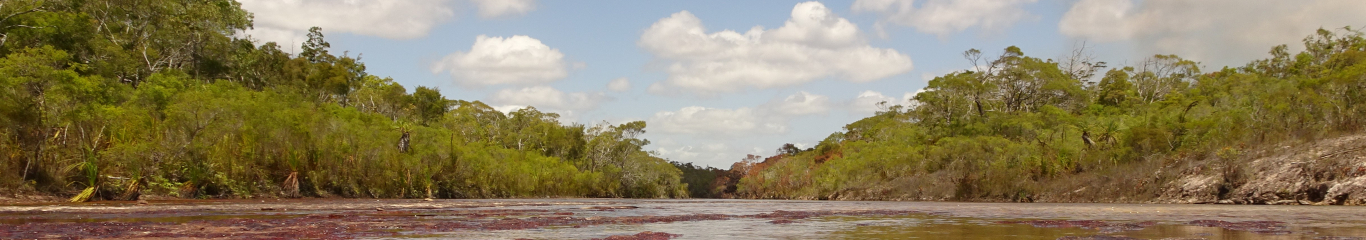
xmin=1 ymin=3 xmax=44 ymax=24
xmin=0 ymin=0 xmax=45 ymax=49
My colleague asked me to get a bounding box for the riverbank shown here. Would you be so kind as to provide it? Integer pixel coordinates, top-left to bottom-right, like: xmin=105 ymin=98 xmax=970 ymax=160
xmin=719 ymin=134 xmax=1366 ymax=206
xmin=0 ymin=194 xmax=63 ymax=205
xmin=7 ymin=134 xmax=1363 ymax=206
xmin=1157 ymin=134 xmax=1366 ymax=205
xmin=7 ymin=132 xmax=1364 ymax=206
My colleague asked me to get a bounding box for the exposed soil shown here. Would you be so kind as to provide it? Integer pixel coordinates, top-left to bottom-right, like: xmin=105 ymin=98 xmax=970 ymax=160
xmin=0 ymin=194 xmax=65 ymax=205
xmin=1159 ymin=134 xmax=1366 ymax=205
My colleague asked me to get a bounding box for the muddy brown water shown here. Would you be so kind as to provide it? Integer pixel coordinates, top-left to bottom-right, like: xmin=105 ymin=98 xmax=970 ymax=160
xmin=1 ymin=199 xmax=1364 ymax=239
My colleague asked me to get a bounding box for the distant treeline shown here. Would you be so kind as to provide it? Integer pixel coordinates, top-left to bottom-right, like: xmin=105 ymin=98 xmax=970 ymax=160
xmin=683 ymin=28 xmax=1366 ymax=201
xmin=0 ymin=0 xmax=686 ymax=200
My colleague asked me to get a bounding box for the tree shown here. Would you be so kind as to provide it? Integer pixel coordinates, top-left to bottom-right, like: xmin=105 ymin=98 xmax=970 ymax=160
xmin=351 ymin=75 xmax=410 ymax=120
xmin=0 ymin=0 xmax=45 ymax=49
xmin=412 ymin=86 xmax=449 ymax=125
xmin=0 ymin=46 xmax=81 ymax=184
xmin=1131 ymin=55 xmax=1199 ymax=104
xmin=585 ymin=121 xmax=649 ymax=171
xmin=961 ymin=49 xmax=1001 ymax=118
xmin=1059 ymin=41 xmax=1107 ymax=82
xmin=226 ymin=40 xmax=290 ymax=89
xmin=988 ymin=46 xmax=1086 ymax=113
xmin=76 ymin=0 xmax=252 ymax=84
xmin=300 ymin=27 xmax=331 ymax=63
xmin=0 ymin=0 xmax=695 ymax=200
xmin=1096 ymin=68 xmax=1137 ymax=108
xmin=915 ymin=72 xmax=978 ymax=126
xmin=775 ymin=143 xmax=801 ymax=156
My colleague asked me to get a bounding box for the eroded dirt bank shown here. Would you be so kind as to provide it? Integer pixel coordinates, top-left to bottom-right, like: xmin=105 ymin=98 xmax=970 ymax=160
xmin=3 ymin=199 xmax=1365 ymax=239
xmin=1158 ymin=135 xmax=1366 ymax=205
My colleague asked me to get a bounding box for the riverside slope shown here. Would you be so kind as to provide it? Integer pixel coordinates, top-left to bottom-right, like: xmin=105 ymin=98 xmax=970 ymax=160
xmin=1160 ymin=134 xmax=1366 ymax=205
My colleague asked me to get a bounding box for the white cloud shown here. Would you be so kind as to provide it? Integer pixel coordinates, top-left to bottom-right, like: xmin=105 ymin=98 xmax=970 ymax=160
xmin=653 ymin=143 xmax=752 ymax=167
xmin=921 ymin=72 xmax=938 ymax=81
xmin=649 ymin=91 xmax=837 ymax=138
xmin=238 ymin=0 xmax=540 ymax=53
xmin=1059 ymin=0 xmax=1366 ymax=67
xmin=238 ymin=0 xmax=457 ymax=51
xmin=762 ymin=91 xmax=832 ymax=116
xmin=491 ymin=105 xmax=529 ymax=114
xmin=852 ymin=0 xmax=1037 ymax=37
xmin=607 ymin=78 xmax=631 ymax=92
xmin=241 ymin=27 xmax=309 ymax=53
xmin=849 ymin=90 xmax=916 ymax=114
xmin=488 ymin=86 xmax=607 ymax=112
xmin=764 ymin=2 xmax=865 ymax=48
xmin=650 ymin=107 xmax=787 ymax=136
xmin=655 ymin=145 xmax=702 ymax=160
xmin=488 ymin=86 xmax=608 ymax=124
xmin=640 ymin=2 xmax=914 ymax=95
xmin=1058 ymin=0 xmax=1137 ymax=42
xmin=432 ymin=35 xmax=569 ymax=87
xmin=470 ymin=0 xmax=536 ymax=18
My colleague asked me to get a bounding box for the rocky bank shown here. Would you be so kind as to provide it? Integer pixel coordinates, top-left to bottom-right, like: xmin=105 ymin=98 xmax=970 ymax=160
xmin=1160 ymin=135 xmax=1366 ymax=205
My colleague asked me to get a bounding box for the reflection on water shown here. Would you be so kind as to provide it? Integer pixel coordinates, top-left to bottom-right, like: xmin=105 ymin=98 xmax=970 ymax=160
xmin=832 ymin=215 xmax=1363 ymax=240
xmin=2 ymin=199 xmax=1365 ymax=239
xmin=830 ymin=215 xmax=1095 ymax=240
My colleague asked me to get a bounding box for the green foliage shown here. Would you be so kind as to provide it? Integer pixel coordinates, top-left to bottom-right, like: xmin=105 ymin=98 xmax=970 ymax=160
xmin=412 ymin=86 xmax=449 ymax=126
xmin=0 ymin=0 xmax=686 ymax=200
xmin=1096 ymin=68 xmax=1136 ymax=108
xmin=734 ymin=29 xmax=1366 ymax=201
xmin=300 ymin=27 xmax=331 ymax=63
xmin=672 ymin=161 xmax=725 ymax=198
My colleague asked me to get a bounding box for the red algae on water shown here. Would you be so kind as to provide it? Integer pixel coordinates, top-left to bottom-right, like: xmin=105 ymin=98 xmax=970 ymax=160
xmin=1186 ymin=220 xmax=1290 ymax=234
xmin=997 ymin=220 xmax=1156 ymax=233
xmin=588 ymin=231 xmax=681 ymax=240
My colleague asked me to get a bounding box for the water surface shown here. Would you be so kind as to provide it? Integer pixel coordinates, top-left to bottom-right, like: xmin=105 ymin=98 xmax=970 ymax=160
xmin=1 ymin=199 xmax=1363 ymax=239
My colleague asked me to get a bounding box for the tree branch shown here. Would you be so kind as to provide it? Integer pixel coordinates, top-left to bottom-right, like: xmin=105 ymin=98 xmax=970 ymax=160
xmin=0 ymin=3 xmax=44 ymax=25
xmin=0 ymin=0 xmax=45 ymax=49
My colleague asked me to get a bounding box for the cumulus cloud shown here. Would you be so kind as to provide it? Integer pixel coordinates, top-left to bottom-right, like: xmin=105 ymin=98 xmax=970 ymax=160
xmin=849 ymin=90 xmax=917 ymax=114
xmin=654 ymin=145 xmax=702 ymax=161
xmin=764 ymin=2 xmax=865 ymax=48
xmin=761 ymin=91 xmax=832 ymax=116
xmin=640 ymin=2 xmax=914 ymax=95
xmin=655 ymin=143 xmax=729 ymax=161
xmin=607 ymin=78 xmax=631 ymax=92
xmin=650 ymin=91 xmax=834 ymax=139
xmin=650 ymin=107 xmax=787 ymax=136
xmin=238 ymin=0 xmax=539 ymax=52
xmin=432 ymin=35 xmax=569 ymax=87
xmin=488 ymin=86 xmax=608 ymax=112
xmin=470 ymin=0 xmax=536 ymax=18
xmin=653 ymin=143 xmax=759 ymax=167
xmin=1059 ymin=0 xmax=1366 ymax=67
xmin=241 ymin=27 xmax=309 ymax=52
xmin=490 ymin=105 xmax=530 ymax=114
xmin=852 ymin=0 xmax=1037 ymax=37
xmin=238 ymin=0 xmax=457 ymax=51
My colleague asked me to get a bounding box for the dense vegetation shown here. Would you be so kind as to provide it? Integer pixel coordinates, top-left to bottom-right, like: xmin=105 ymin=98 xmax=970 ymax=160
xmin=716 ymin=28 xmax=1366 ymax=201
xmin=4 ymin=0 xmax=1362 ymax=203
xmin=0 ymin=0 xmax=686 ymax=200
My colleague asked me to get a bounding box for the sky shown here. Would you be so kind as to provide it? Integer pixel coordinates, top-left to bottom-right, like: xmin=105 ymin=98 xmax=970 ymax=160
xmin=237 ymin=0 xmax=1366 ymax=168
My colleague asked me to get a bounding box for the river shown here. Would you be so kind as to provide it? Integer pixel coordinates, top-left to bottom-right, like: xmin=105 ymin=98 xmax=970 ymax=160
xmin=2 ymin=199 xmax=1363 ymax=239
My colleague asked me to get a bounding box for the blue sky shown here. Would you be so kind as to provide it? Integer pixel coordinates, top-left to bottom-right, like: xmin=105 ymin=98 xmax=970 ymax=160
xmin=238 ymin=0 xmax=1364 ymax=168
